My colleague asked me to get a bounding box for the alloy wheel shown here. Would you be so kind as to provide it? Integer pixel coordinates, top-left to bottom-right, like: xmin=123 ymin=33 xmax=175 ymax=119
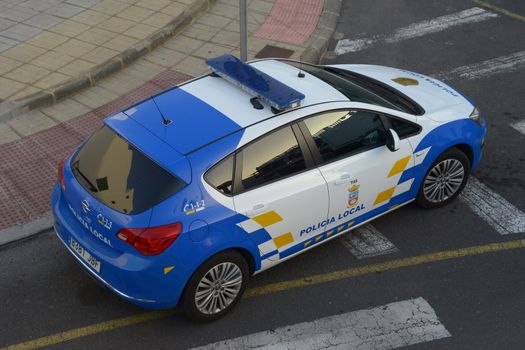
xmin=423 ymin=159 xmax=465 ymax=203
xmin=194 ymin=262 xmax=243 ymax=315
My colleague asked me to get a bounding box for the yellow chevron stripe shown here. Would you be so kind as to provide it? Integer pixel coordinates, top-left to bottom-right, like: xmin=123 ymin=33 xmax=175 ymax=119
xmin=252 ymin=211 xmax=282 ymax=227
xmin=374 ymin=187 xmax=396 ymax=205
xmin=273 ymin=232 xmax=293 ymax=249
xmin=388 ymin=155 xmax=411 ymax=177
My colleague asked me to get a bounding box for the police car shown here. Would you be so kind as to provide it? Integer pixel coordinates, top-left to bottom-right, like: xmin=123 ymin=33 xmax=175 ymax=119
xmin=52 ymin=54 xmax=486 ymax=321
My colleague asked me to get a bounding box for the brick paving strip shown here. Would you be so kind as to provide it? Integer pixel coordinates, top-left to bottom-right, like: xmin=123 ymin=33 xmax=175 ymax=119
xmin=0 ymin=69 xmax=191 ymax=245
xmin=0 ymin=0 xmax=342 ymax=245
xmin=253 ymin=0 xmax=324 ymax=45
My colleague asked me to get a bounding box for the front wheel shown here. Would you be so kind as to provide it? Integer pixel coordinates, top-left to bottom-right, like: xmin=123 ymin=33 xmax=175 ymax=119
xmin=182 ymin=250 xmax=249 ymax=322
xmin=416 ymin=147 xmax=471 ymax=209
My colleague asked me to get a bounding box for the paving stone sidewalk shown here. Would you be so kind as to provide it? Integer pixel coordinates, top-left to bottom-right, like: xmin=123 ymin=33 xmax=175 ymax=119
xmin=0 ymin=0 xmax=194 ymax=102
xmin=0 ymin=0 xmax=341 ymax=244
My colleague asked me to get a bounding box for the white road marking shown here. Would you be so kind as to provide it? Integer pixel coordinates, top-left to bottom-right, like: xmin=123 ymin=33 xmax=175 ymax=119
xmin=340 ymin=224 xmax=398 ymax=259
xmin=436 ymin=50 xmax=525 ymax=80
xmin=191 ymin=297 xmax=450 ymax=350
xmin=386 ymin=7 xmax=498 ymax=43
xmin=460 ymin=177 xmax=525 ymax=235
xmin=335 ymin=7 xmax=498 ymax=55
xmin=511 ymin=120 xmax=525 ymax=135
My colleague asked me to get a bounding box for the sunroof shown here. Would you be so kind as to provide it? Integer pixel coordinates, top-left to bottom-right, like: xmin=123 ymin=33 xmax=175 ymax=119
xmin=206 ymin=54 xmax=305 ymax=110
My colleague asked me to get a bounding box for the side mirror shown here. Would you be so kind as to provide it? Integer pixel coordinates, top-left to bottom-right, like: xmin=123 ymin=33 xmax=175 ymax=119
xmin=386 ymin=129 xmax=400 ymax=152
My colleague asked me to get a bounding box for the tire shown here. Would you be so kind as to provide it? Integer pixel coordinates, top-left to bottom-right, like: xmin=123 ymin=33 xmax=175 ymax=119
xmin=415 ymin=147 xmax=471 ymax=209
xmin=182 ymin=250 xmax=249 ymax=322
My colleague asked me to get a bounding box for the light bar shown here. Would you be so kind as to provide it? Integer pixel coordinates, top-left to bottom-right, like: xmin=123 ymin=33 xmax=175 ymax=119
xmin=206 ymin=54 xmax=305 ymax=110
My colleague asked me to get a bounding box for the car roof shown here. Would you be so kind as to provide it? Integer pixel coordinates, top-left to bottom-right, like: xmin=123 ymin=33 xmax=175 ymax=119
xmin=109 ymin=59 xmax=347 ymax=156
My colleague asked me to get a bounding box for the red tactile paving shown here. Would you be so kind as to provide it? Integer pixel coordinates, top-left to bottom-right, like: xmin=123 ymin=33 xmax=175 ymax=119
xmin=0 ymin=69 xmax=191 ymax=231
xmin=253 ymin=0 xmax=324 ymax=45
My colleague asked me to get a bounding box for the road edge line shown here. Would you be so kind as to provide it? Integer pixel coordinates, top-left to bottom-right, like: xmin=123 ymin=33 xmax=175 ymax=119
xmin=3 ymin=239 xmax=525 ymax=350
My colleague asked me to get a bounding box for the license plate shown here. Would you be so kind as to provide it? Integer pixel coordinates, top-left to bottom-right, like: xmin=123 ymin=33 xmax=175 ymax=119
xmin=70 ymin=238 xmax=101 ymax=273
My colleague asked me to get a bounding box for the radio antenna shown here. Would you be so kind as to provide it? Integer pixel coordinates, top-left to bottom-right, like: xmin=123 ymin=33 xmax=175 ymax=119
xmin=298 ymin=58 xmax=305 ymax=78
xmin=151 ymin=96 xmax=172 ymax=125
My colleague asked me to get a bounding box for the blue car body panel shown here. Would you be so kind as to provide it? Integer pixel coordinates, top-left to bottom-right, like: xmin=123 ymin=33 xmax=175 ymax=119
xmin=123 ymin=89 xmax=242 ymax=155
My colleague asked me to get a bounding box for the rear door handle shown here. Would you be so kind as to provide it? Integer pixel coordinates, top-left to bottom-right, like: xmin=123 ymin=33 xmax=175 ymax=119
xmin=334 ymin=174 xmax=352 ymax=185
xmin=246 ymin=203 xmax=267 ymax=216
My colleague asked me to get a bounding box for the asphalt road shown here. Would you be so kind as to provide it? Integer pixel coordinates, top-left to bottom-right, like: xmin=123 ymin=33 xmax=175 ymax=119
xmin=1 ymin=0 xmax=525 ymax=349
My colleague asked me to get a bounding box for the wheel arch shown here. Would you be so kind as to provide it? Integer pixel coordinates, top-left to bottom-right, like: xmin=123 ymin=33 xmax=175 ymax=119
xmin=232 ymin=247 xmax=256 ymax=274
xmin=452 ymin=143 xmax=474 ymax=168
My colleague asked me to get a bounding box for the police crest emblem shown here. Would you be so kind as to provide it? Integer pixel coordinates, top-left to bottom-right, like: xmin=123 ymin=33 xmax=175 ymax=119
xmin=392 ymin=77 xmax=419 ymax=86
xmin=347 ymin=184 xmax=360 ymax=207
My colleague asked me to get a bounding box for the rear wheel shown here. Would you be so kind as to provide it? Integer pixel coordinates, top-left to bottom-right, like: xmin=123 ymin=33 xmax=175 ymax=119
xmin=182 ymin=250 xmax=249 ymax=322
xmin=416 ymin=147 xmax=470 ymax=209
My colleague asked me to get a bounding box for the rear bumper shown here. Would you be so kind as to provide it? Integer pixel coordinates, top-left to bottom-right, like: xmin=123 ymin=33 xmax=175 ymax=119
xmin=51 ymin=183 xmax=189 ymax=309
xmin=54 ymin=225 xmax=156 ymax=304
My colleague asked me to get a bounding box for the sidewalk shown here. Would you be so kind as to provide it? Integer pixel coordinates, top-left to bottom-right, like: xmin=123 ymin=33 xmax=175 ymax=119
xmin=0 ymin=0 xmax=341 ymax=245
xmin=0 ymin=0 xmax=198 ymax=104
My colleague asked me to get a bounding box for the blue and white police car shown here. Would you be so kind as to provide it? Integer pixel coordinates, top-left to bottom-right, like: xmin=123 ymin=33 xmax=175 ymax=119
xmin=52 ymin=54 xmax=486 ymax=321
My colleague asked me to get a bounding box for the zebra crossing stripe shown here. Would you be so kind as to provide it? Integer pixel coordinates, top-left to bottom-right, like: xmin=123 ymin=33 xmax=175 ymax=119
xmin=460 ymin=177 xmax=525 ymax=235
xmin=435 ymin=50 xmax=525 ymax=81
xmin=335 ymin=7 xmax=498 ymax=55
xmin=340 ymin=223 xmax=398 ymax=259
xmin=511 ymin=120 xmax=525 ymax=135
xmin=191 ymin=297 xmax=450 ymax=350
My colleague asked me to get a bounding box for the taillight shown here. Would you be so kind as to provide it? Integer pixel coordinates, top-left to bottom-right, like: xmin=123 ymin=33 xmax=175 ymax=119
xmin=57 ymin=154 xmax=69 ymax=191
xmin=116 ymin=222 xmax=182 ymax=256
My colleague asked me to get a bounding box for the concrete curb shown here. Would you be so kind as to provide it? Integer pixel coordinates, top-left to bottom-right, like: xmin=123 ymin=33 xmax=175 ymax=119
xmin=0 ymin=0 xmax=343 ymax=247
xmin=0 ymin=0 xmax=217 ymax=122
xmin=0 ymin=213 xmax=53 ymax=247
xmin=300 ymin=0 xmax=342 ymax=64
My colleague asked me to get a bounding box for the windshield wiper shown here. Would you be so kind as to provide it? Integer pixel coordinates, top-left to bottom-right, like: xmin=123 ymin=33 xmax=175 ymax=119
xmin=72 ymin=160 xmax=98 ymax=192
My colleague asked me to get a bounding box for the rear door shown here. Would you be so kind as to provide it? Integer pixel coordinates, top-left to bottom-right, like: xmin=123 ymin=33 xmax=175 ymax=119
xmin=233 ymin=124 xmax=329 ymax=269
xmin=299 ymin=109 xmax=415 ymax=234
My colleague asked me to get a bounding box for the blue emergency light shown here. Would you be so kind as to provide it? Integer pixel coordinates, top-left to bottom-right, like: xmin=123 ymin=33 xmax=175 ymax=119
xmin=206 ymin=54 xmax=305 ymax=110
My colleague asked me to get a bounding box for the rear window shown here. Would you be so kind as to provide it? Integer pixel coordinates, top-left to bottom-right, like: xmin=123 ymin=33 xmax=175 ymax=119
xmin=71 ymin=126 xmax=186 ymax=215
xmin=204 ymin=154 xmax=234 ymax=195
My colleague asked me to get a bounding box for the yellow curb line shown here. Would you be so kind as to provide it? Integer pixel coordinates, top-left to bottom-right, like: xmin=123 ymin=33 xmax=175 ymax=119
xmin=472 ymin=0 xmax=525 ymax=22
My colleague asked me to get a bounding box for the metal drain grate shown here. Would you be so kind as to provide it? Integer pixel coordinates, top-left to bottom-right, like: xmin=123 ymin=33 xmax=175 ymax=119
xmin=255 ymin=45 xmax=294 ymax=59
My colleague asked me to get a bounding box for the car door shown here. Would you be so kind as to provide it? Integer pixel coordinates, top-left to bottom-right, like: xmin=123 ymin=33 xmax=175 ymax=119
xmin=298 ymin=109 xmax=415 ymax=235
xmin=233 ymin=124 xmax=329 ymax=269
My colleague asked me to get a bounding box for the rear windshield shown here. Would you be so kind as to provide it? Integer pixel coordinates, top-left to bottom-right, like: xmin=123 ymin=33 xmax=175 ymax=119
xmin=71 ymin=126 xmax=186 ymax=215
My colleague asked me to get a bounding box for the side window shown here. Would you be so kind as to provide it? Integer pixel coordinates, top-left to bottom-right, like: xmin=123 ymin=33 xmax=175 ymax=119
xmin=239 ymin=126 xmax=306 ymax=191
xmin=204 ymin=154 xmax=234 ymax=195
xmin=388 ymin=117 xmax=421 ymax=138
xmin=303 ymin=110 xmax=386 ymax=163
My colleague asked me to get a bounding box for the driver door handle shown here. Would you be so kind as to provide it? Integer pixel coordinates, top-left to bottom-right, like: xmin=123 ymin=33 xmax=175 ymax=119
xmin=334 ymin=174 xmax=352 ymax=186
xmin=246 ymin=203 xmax=267 ymax=216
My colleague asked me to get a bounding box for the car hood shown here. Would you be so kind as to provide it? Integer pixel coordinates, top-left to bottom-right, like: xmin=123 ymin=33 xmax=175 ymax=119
xmin=330 ymin=64 xmax=475 ymax=121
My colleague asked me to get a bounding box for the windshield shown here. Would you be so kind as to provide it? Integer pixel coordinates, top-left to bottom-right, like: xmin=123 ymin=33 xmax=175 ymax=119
xmin=295 ymin=63 xmax=423 ymax=115
xmin=71 ymin=126 xmax=186 ymax=215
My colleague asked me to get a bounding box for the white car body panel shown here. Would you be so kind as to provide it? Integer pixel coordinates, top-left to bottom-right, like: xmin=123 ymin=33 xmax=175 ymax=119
xmin=233 ymin=167 xmax=330 ymax=269
xmin=318 ymin=137 xmax=415 ymax=234
xmin=194 ymin=58 xmax=484 ymax=274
